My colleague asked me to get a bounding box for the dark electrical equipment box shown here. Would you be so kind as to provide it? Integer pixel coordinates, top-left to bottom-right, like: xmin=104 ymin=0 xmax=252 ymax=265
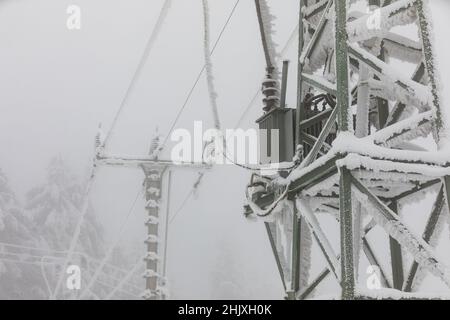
xmin=256 ymin=108 xmax=296 ymax=165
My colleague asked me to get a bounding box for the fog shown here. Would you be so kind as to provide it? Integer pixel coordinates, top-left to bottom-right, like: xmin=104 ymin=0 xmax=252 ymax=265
xmin=0 ymin=0 xmax=306 ymax=299
xmin=2 ymin=0 xmax=450 ymax=300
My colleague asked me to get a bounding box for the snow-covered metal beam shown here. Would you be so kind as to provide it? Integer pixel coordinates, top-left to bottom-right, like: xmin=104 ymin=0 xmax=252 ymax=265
xmin=302 ymin=134 xmax=332 ymax=155
xmin=300 ymin=0 xmax=333 ymax=64
xmin=351 ymin=175 xmax=450 ymax=289
xmin=383 ymin=33 xmax=423 ymax=64
xmin=347 ymin=0 xmax=417 ymax=43
xmin=296 ymin=222 xmax=393 ymax=300
xmin=299 ymin=108 xmax=333 ymax=130
xmin=96 ymin=154 xmax=211 ymax=170
xmin=288 ymin=155 xmax=339 ymax=195
xmin=304 ymin=0 xmax=330 ymax=20
xmin=348 ymin=44 xmax=430 ymax=111
xmin=370 ymin=110 xmax=434 ymax=148
xmin=415 ymin=0 xmax=447 ymax=140
xmin=404 ymin=184 xmax=446 ymax=291
xmin=385 ymin=62 xmax=426 ymax=127
xmin=390 ymin=178 xmax=440 ymax=202
xmin=264 ymin=222 xmax=287 ymax=291
xmin=369 ymin=78 xmax=426 ymax=110
xmin=301 ymin=73 xmax=337 ymax=96
xmin=297 ymin=198 xmax=341 ymax=282
xmin=300 ymin=106 xmax=338 ymax=168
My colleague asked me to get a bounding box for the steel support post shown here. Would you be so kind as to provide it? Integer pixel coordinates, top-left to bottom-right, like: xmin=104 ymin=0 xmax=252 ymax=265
xmin=287 ymin=201 xmax=302 ymax=299
xmin=335 ymin=0 xmax=355 ymax=299
xmin=370 ymin=0 xmax=390 ymax=129
xmin=415 ymin=0 xmax=444 ymax=133
xmin=280 ymin=60 xmax=290 ymax=108
xmin=293 ymin=3 xmax=306 ymax=295
xmin=388 ymin=201 xmax=404 ymax=290
xmin=295 ymin=0 xmax=305 ymax=147
xmin=335 ymin=1 xmax=351 ymax=132
xmin=339 ymin=167 xmax=355 ymax=299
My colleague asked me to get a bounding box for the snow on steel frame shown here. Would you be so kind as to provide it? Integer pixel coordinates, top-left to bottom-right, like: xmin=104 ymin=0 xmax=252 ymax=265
xmin=245 ymin=0 xmax=450 ymax=300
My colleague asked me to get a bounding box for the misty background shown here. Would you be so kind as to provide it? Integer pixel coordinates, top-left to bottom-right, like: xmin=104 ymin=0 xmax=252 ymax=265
xmin=0 ymin=0 xmax=305 ymax=299
xmin=1 ymin=0 xmax=450 ymax=300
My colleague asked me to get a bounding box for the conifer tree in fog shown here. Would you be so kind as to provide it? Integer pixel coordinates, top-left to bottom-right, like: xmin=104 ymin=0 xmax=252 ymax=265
xmin=25 ymin=157 xmax=104 ymax=256
xmin=25 ymin=157 xmax=106 ymax=298
xmin=0 ymin=169 xmax=47 ymax=299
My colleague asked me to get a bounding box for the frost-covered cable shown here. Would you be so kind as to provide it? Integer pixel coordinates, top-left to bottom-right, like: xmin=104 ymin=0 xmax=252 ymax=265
xmin=235 ymin=22 xmax=298 ymax=128
xmin=202 ymin=0 xmax=221 ymax=130
xmin=245 ymin=183 xmax=290 ymax=217
xmin=0 ymin=251 xmax=63 ymax=262
xmin=160 ymin=0 xmax=240 ymax=150
xmin=50 ymin=167 xmax=97 ymax=300
xmin=105 ymin=257 xmax=143 ymax=300
xmin=103 ymin=0 xmax=172 ymax=149
xmin=40 ymin=256 xmax=55 ymax=299
xmin=254 ymin=0 xmax=279 ymax=76
xmin=0 ymin=241 xmax=136 ymax=276
xmin=169 ymin=173 xmax=204 ymax=224
xmin=0 ymin=257 xmax=57 ymax=266
xmin=78 ymin=188 xmax=143 ymax=299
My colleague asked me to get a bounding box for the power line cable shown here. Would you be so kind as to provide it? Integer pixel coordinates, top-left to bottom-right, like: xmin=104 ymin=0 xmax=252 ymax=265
xmin=105 ymin=256 xmax=144 ymax=300
xmin=50 ymin=0 xmax=175 ymax=299
xmin=104 ymin=0 xmax=173 ymax=149
xmin=50 ymin=167 xmax=97 ymax=300
xmin=235 ymin=22 xmax=299 ymax=128
xmin=160 ymin=0 xmax=241 ymax=150
xmin=168 ymin=20 xmax=299 ymax=223
xmin=79 ymin=188 xmax=144 ymax=299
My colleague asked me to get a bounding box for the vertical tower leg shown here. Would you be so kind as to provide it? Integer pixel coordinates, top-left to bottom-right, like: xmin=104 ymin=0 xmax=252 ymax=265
xmin=340 ymin=168 xmax=355 ymax=299
xmin=334 ymin=0 xmax=355 ymax=299
xmin=290 ymin=1 xmax=306 ymax=299
xmin=295 ymin=0 xmax=305 ymax=147
xmin=288 ymin=202 xmax=301 ymax=300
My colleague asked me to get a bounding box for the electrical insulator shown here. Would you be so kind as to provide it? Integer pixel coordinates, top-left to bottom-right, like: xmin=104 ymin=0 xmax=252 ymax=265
xmin=146 ymin=199 xmax=159 ymax=209
xmin=145 ymin=234 xmax=159 ymax=244
xmin=141 ymin=289 xmax=156 ymax=299
xmin=261 ymin=69 xmax=280 ymax=112
xmin=142 ymin=269 xmax=159 ymax=278
xmin=145 ymin=216 xmax=159 ymax=226
xmin=144 ymin=252 xmax=159 ymax=262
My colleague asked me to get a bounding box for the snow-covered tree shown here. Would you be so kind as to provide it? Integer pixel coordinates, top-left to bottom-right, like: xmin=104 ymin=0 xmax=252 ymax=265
xmin=0 ymin=169 xmax=48 ymax=299
xmin=25 ymin=157 xmax=104 ymax=257
xmin=25 ymin=157 xmax=106 ymax=298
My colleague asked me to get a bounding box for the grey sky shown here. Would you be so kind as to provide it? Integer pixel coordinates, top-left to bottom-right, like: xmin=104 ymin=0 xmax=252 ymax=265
xmin=2 ymin=0 xmax=450 ymax=299
xmin=0 ymin=0 xmax=303 ymax=299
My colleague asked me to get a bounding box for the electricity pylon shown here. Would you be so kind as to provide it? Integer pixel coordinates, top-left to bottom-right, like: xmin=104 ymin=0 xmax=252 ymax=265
xmin=246 ymin=0 xmax=450 ymax=300
xmin=96 ymin=134 xmax=209 ymax=300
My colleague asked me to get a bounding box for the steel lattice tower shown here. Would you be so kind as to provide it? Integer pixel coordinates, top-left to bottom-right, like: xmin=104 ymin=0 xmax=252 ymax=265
xmin=246 ymin=0 xmax=450 ymax=300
